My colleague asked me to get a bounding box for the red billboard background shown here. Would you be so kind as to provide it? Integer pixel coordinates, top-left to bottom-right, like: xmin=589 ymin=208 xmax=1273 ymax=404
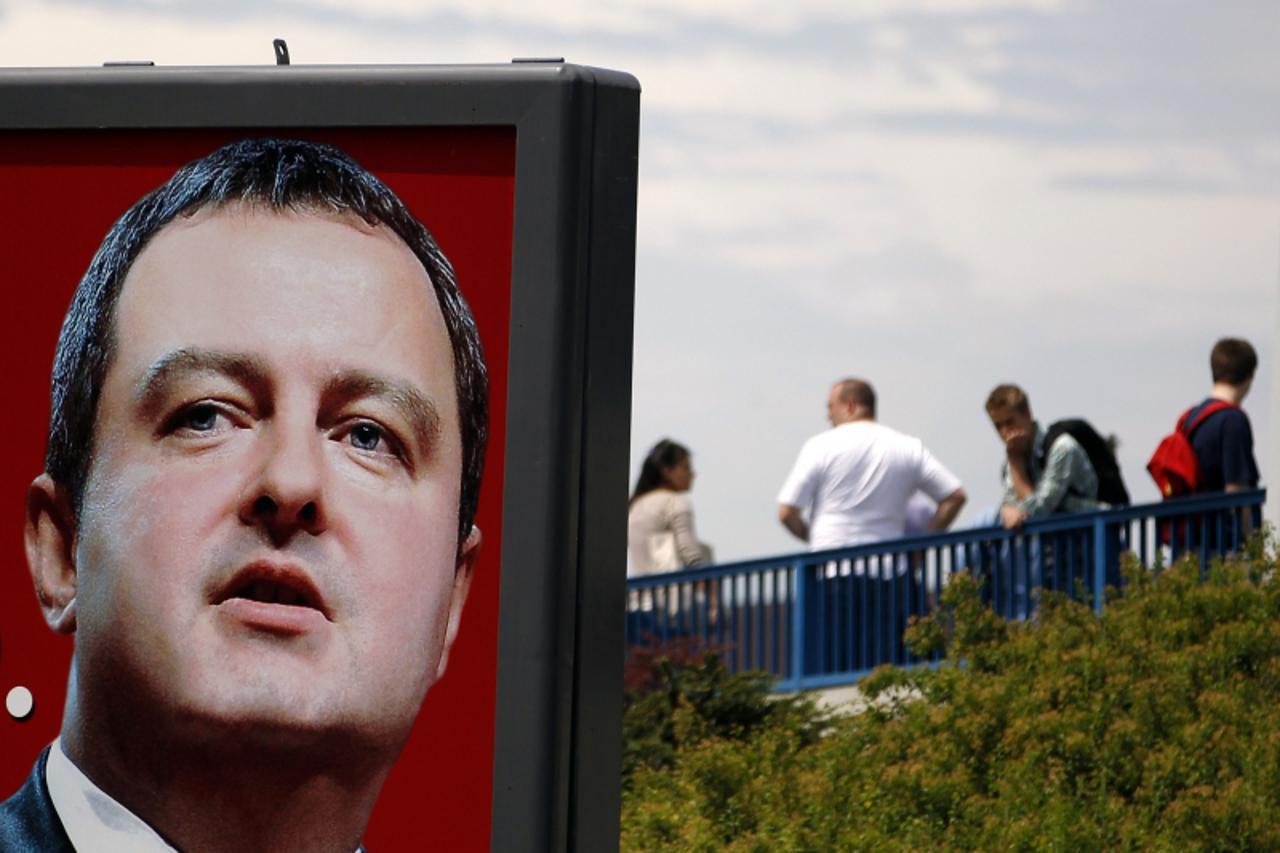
xmin=0 ymin=127 xmax=515 ymax=850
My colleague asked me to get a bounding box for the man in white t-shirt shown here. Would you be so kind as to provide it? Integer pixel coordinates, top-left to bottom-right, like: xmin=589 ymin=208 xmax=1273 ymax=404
xmin=776 ymin=378 xmax=966 ymax=670
xmin=778 ymin=378 xmax=966 ymax=549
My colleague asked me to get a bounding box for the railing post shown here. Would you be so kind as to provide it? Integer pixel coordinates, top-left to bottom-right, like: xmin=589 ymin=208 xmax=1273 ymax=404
xmin=1092 ymin=517 xmax=1107 ymax=615
xmin=790 ymin=556 xmax=807 ymax=691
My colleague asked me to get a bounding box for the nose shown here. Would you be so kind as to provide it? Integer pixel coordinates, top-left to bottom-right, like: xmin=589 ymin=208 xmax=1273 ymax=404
xmin=239 ymin=417 xmax=328 ymax=543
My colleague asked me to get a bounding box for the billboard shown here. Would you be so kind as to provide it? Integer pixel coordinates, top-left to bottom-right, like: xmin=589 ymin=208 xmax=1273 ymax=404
xmin=0 ymin=64 xmax=637 ymax=852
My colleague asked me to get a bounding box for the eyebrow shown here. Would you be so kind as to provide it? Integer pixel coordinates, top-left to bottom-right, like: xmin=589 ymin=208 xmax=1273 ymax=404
xmin=133 ymin=348 xmax=441 ymax=455
xmin=136 ymin=348 xmax=272 ymax=418
xmin=321 ymin=370 xmax=441 ymax=457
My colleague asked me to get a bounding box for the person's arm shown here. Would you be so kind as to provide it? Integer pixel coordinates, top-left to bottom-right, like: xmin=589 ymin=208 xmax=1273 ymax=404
xmin=1222 ymin=482 xmax=1257 ymax=539
xmin=1007 ymin=451 xmax=1035 ymax=500
xmin=997 ymin=460 xmax=1029 ymax=529
xmin=1220 ymin=412 xmax=1258 ymax=492
xmin=999 ymin=504 xmax=1028 ymax=530
xmin=668 ymin=497 xmax=708 ymax=567
xmin=1015 ymin=435 xmax=1083 ymax=518
xmin=1218 ymin=413 xmax=1259 ymax=537
xmin=778 ymin=504 xmax=809 ymax=543
xmin=997 ymin=458 xmax=1018 ymax=506
xmin=777 ymin=440 xmax=819 ymax=544
xmin=926 ymin=487 xmax=967 ymax=531
xmin=998 ymin=455 xmax=1029 ymax=527
xmin=1235 ymin=498 xmax=1256 ymax=540
xmin=916 ymin=447 xmax=966 ymax=532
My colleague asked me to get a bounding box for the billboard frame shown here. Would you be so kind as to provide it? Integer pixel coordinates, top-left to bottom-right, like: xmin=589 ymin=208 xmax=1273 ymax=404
xmin=0 ymin=61 xmax=638 ymax=852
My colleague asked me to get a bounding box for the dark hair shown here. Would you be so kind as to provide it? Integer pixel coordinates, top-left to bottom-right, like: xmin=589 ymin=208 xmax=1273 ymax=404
xmin=46 ymin=137 xmax=487 ymax=547
xmin=1210 ymin=338 xmax=1257 ymax=386
xmin=833 ymin=378 xmax=876 ymax=418
xmin=630 ymin=439 xmax=691 ymax=505
xmin=985 ymin=383 xmax=1030 ymax=416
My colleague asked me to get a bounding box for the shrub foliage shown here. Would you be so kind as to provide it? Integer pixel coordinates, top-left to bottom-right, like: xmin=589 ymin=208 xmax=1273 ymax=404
xmin=622 ymin=543 xmax=1280 ymax=851
xmin=622 ymin=638 xmax=826 ymax=791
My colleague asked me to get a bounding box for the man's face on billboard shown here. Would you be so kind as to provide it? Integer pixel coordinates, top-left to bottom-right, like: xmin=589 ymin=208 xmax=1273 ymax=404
xmin=35 ymin=205 xmax=476 ymax=753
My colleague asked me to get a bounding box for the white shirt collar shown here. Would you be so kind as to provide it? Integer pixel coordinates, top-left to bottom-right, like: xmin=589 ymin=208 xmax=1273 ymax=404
xmin=46 ymin=739 xmax=366 ymax=853
xmin=46 ymin=737 xmax=178 ymax=853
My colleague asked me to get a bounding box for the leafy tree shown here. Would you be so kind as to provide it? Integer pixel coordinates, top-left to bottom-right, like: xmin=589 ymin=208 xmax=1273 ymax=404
xmin=623 ymin=542 xmax=1280 ymax=851
xmin=622 ymin=640 xmax=827 ymax=790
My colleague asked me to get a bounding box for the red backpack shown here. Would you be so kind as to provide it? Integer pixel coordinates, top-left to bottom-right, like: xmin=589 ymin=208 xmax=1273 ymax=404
xmin=1147 ymin=400 xmax=1236 ymax=498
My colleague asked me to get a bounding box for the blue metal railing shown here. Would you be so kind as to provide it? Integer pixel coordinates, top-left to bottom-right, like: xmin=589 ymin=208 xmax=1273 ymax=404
xmin=625 ymin=490 xmax=1266 ymax=691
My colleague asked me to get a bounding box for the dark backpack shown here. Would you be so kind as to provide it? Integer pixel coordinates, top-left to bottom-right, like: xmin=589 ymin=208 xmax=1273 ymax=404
xmin=1039 ymin=419 xmax=1130 ymax=507
xmin=1146 ymin=400 xmax=1236 ymax=498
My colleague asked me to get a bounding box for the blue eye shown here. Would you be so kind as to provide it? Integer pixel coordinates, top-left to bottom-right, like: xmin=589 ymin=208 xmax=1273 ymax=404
xmin=185 ymin=403 xmax=220 ymax=432
xmin=350 ymin=423 xmax=384 ymax=451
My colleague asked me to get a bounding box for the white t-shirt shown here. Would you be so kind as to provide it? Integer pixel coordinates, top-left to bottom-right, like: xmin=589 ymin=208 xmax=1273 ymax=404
xmin=904 ymin=492 xmax=938 ymax=536
xmin=777 ymin=420 xmax=962 ymax=550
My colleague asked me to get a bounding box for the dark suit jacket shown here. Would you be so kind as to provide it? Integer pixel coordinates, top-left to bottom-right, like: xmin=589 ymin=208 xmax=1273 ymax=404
xmin=0 ymin=747 xmax=74 ymax=852
xmin=0 ymin=747 xmax=371 ymax=852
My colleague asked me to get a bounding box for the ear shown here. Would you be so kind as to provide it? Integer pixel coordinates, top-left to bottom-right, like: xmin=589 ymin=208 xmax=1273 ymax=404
xmin=25 ymin=473 xmax=79 ymax=634
xmin=433 ymin=525 xmax=480 ymax=681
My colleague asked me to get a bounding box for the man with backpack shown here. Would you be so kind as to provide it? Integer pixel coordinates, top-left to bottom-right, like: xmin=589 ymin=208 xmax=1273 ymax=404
xmin=1149 ymin=338 xmax=1259 ymax=497
xmin=985 ymin=384 xmax=1128 ymax=529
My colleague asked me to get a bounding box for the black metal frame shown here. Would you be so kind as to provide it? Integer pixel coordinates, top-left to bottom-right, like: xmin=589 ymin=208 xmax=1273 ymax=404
xmin=0 ymin=62 xmax=639 ymax=852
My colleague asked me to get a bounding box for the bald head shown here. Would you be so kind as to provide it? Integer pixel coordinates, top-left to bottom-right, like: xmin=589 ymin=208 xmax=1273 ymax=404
xmin=827 ymin=378 xmax=876 ymax=426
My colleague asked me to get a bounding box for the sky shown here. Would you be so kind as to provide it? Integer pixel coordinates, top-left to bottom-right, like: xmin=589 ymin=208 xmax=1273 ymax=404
xmin=1 ymin=0 xmax=1276 ymax=561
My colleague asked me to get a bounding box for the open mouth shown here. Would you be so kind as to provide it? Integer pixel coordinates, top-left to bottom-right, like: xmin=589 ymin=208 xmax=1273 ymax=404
xmin=229 ymin=578 xmax=317 ymax=609
xmin=214 ymin=562 xmax=331 ymax=622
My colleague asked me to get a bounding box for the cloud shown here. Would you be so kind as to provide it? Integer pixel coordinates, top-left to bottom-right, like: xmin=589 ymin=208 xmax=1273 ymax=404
xmin=974 ymin=1 xmax=1280 ymax=146
xmin=2 ymin=0 xmax=1275 ymax=556
xmin=1054 ymin=172 xmax=1243 ymax=196
xmin=49 ymin=0 xmax=1067 ymax=36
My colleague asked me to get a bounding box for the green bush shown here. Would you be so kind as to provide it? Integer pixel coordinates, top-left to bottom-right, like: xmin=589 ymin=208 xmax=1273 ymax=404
xmin=622 ymin=643 xmax=827 ymax=790
xmin=622 ymin=542 xmax=1280 ymax=851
